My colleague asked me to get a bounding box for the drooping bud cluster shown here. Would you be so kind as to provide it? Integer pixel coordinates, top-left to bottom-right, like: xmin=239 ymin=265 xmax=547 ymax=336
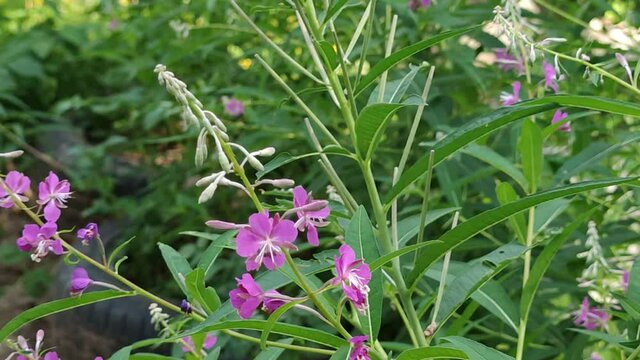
xmin=154 ymin=65 xmax=291 ymax=203
xmin=149 ymin=303 xmax=171 ymax=334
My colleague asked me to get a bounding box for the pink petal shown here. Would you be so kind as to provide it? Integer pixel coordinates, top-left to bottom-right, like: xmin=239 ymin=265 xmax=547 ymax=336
xmin=43 ymin=202 xmax=61 ymax=222
xmin=272 ymin=219 xmax=298 ymax=243
xmin=239 ymin=296 xmax=262 ymax=319
xmin=203 ymin=334 xmax=217 ymax=349
xmin=41 ymin=222 xmax=58 ymax=238
xmin=247 ymin=212 xmax=272 ymax=238
xmin=240 ymin=273 xmax=263 ymax=296
xmin=355 ymin=263 xmax=371 ymax=283
xmin=22 ymin=224 xmax=40 ymax=241
xmin=306 ymin=225 xmax=319 ymax=246
xmin=235 ymin=229 xmax=260 ymax=257
xmin=292 ymin=186 xmax=308 ymax=208
xmin=50 ymin=240 xmax=64 ymax=255
xmin=263 ymin=253 xmax=285 ymax=270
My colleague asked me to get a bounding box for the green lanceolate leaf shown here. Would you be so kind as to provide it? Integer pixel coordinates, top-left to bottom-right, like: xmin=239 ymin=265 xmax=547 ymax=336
xmin=398 ymin=207 xmax=460 ymax=245
xmin=518 ymin=119 xmax=543 ymax=193
xmin=527 ymin=95 xmax=640 ymax=117
xmin=345 ymin=206 xmax=382 ymax=339
xmin=496 ymin=182 xmax=527 ymax=244
xmin=354 ymin=25 xmax=481 ymax=97
xmin=521 ymin=209 xmax=595 ymax=325
xmin=198 ymin=231 xmax=235 ymax=278
xmin=0 ymin=290 xmax=134 ymax=342
xmin=385 ymin=103 xmax=556 ymax=205
xmin=322 ymin=0 xmax=350 ymax=25
xmin=329 ymin=345 xmax=350 ymax=360
xmin=256 ymin=148 xmax=354 ymax=179
xmin=407 ymin=177 xmax=639 ymax=287
xmin=443 ymin=336 xmax=514 ymax=360
xmin=109 ymin=346 xmax=132 ymax=360
xmin=260 ymin=299 xmax=304 ymax=349
xmin=158 ymin=243 xmax=193 ymax=297
xmin=462 ymin=144 xmax=528 ymax=191
xmin=183 ymin=320 xmax=347 ymax=349
xmin=368 ymin=63 xmax=427 ymax=105
xmin=396 ymin=346 xmax=469 ymax=360
xmin=255 ymin=339 xmax=294 ymax=360
xmin=355 ymin=103 xmax=405 ymax=160
xmin=434 ymin=243 xmax=526 ymax=330
xmin=370 ymin=241 xmax=443 ymax=271
xmin=185 ymin=268 xmax=221 ymax=315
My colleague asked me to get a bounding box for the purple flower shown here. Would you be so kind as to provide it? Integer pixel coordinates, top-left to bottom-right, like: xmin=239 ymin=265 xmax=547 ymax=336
xmin=236 ymin=211 xmax=298 ymax=271
xmin=500 ymin=81 xmax=521 ymax=106
xmin=551 ymin=110 xmax=571 ymax=132
xmin=181 ymin=333 xmax=217 ymax=353
xmin=229 ymin=273 xmax=285 ymax=319
xmin=408 ymin=0 xmax=430 ymax=10
xmin=37 ymin=171 xmax=71 ymax=223
xmin=0 ymin=171 xmax=31 ymax=208
xmin=349 ymin=335 xmax=370 ymax=360
xmin=10 ymin=330 xmax=51 ymax=360
xmin=495 ymin=48 xmax=524 ymax=73
xmin=224 ymin=97 xmax=244 ymax=117
xmin=70 ymin=267 xmax=93 ymax=296
xmin=77 ymin=223 xmax=99 ymax=245
xmin=293 ymin=186 xmax=330 ymax=246
xmin=591 ymin=353 xmax=603 ymax=360
xmin=180 ymin=299 xmax=193 ymax=314
xmin=332 ymin=245 xmax=371 ymax=314
xmin=623 ymin=271 xmax=630 ymax=292
xmin=16 ymin=222 xmax=62 ymax=262
xmin=43 ymin=352 xmax=59 ymax=360
xmin=574 ymin=297 xmax=608 ymax=330
xmin=543 ymin=60 xmax=560 ymax=93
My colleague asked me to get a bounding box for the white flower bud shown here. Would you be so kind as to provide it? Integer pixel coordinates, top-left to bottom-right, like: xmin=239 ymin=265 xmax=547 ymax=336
xmin=529 ymin=44 xmax=536 ymax=63
xmin=255 ymin=147 xmax=276 ymax=157
xmin=198 ymin=177 xmax=222 ymax=203
xmin=246 ymin=154 xmax=264 ymax=171
xmin=195 ymin=128 xmax=208 ymax=168
xmin=0 ymin=150 xmax=24 ymax=158
xmin=206 ymin=220 xmax=243 ymax=230
xmin=204 ymin=110 xmax=227 ymax=133
xmin=195 ymin=171 xmax=224 ymax=187
xmin=270 ymin=178 xmax=295 ymax=188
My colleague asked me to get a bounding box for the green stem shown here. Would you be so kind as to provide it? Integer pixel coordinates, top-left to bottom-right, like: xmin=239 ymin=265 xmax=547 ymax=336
xmin=627 ymin=344 xmax=640 ymax=360
xmin=532 ymin=0 xmax=589 ymax=28
xmin=413 ymin=150 xmax=435 ymax=265
xmin=516 ymin=207 xmax=536 ymax=360
xmin=95 ymin=235 xmax=108 ymax=266
xmin=284 ymin=251 xmax=352 ymax=340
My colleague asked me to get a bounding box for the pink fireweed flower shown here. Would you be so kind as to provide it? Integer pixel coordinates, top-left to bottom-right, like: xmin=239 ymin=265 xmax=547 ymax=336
xmin=229 ymin=273 xmax=285 ymax=319
xmin=224 ymin=97 xmax=244 ymax=117
xmin=181 ymin=333 xmax=217 ymax=353
xmin=37 ymin=171 xmax=71 ymax=223
xmin=408 ymin=0 xmax=430 ymax=10
xmin=16 ymin=223 xmax=62 ymax=262
xmin=543 ymin=60 xmax=560 ymax=93
xmin=332 ymin=245 xmax=371 ymax=314
xmin=236 ymin=211 xmax=298 ymax=271
xmin=292 ymin=186 xmax=330 ymax=246
xmin=551 ymin=110 xmax=571 ymax=132
xmin=500 ymin=81 xmax=521 ymax=106
xmin=77 ymin=223 xmax=99 ymax=245
xmin=574 ymin=297 xmax=609 ymax=330
xmin=349 ymin=335 xmax=370 ymax=360
xmin=495 ymin=48 xmax=524 ymax=73
xmin=0 ymin=171 xmax=31 ymax=208
xmin=70 ymin=267 xmax=93 ymax=296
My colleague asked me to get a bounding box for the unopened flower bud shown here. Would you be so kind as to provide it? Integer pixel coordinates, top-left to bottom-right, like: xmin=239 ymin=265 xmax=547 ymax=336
xmin=183 ymin=108 xmax=199 ymax=127
xmin=246 ymin=155 xmax=264 ymax=171
xmin=196 ymin=172 xmax=224 ymax=187
xmin=255 ymin=147 xmax=276 ymax=157
xmin=270 ymin=179 xmax=295 ymax=188
xmin=300 ymin=200 xmax=329 ymax=212
xmin=204 ymin=110 xmax=227 ymax=133
xmin=615 ymin=53 xmax=633 ymax=82
xmin=529 ymin=44 xmax=536 ymax=63
xmin=0 ymin=150 xmax=24 ymax=158
xmin=195 ymin=128 xmax=208 ymax=168
xmin=198 ymin=180 xmax=220 ymax=204
xmin=206 ymin=220 xmax=244 ymax=230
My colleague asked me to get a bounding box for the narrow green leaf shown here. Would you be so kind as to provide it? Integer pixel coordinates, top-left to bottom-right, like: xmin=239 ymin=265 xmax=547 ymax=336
xmin=345 ymin=206 xmax=382 ymax=339
xmin=629 ymin=260 xmax=640 ymax=303
xmin=617 ymin=294 xmax=640 ymax=319
xmin=158 ymin=243 xmax=193 ymax=296
xmin=355 ymin=25 xmax=481 ymax=96
xmin=398 ymin=208 xmax=460 ymax=245
xmin=435 ymin=243 xmax=526 ymax=330
xmin=185 ymin=268 xmax=220 ymax=315
xmin=407 ymin=177 xmax=638 ymax=287
xmin=521 ymin=209 xmax=594 ymax=324
xmin=198 ymin=231 xmax=235 ymax=278
xmin=185 ymin=320 xmax=347 ymax=348
xmin=370 ymin=241 xmax=443 ymax=271
xmin=368 ymin=63 xmax=427 ymax=104
xmin=355 ymin=103 xmax=405 ymax=160
xmin=0 ymin=290 xmax=134 ymax=342
xmin=462 ymin=144 xmax=528 ymax=191
xmin=496 ymin=182 xmax=527 ymax=244
xmin=396 ymin=346 xmax=469 ymax=360
xmin=443 ymin=336 xmax=514 ymax=360
xmin=107 ymin=236 xmax=135 ymax=268
xmin=109 ymin=346 xmax=132 ymax=360
xmin=129 ymin=354 xmax=181 ymax=360
xmin=322 ymin=0 xmax=349 ymax=25
xmin=329 ymin=345 xmax=351 ymax=360
xmin=527 ymin=95 xmax=640 ymax=117
xmin=385 ymin=103 xmax=556 ymax=205
xmin=319 ymin=40 xmax=338 ymax=69
xmin=260 ymin=300 xmax=304 ymax=349
xmin=518 ymin=120 xmax=543 ymax=193
xmin=569 ymin=329 xmax=629 ymax=348
xmin=256 ymin=148 xmax=354 ymax=179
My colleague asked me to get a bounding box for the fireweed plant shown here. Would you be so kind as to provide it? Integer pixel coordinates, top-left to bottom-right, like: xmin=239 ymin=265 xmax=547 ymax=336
xmin=1 ymin=1 xmax=640 ymax=359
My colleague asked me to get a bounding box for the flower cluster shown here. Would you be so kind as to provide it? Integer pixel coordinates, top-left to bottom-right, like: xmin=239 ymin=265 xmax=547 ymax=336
xmin=6 ymin=329 xmax=103 ymax=360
